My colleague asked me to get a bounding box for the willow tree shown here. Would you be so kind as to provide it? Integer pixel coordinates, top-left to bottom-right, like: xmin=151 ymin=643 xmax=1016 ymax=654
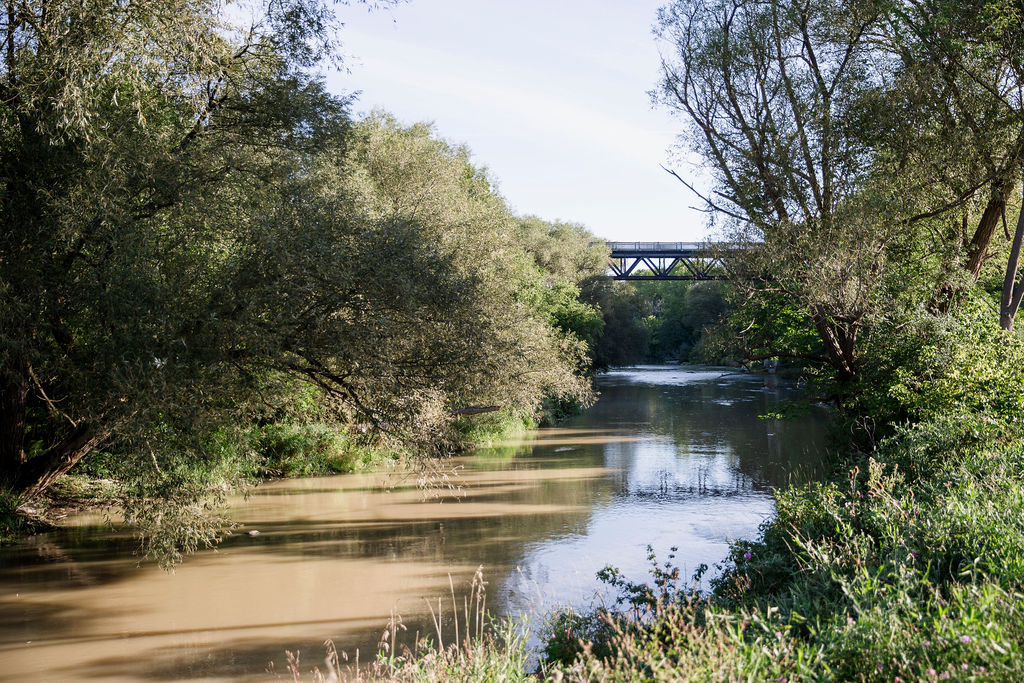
xmin=258 ymin=112 xmax=594 ymax=436
xmin=0 ymin=0 xmax=355 ymax=492
xmin=654 ymin=0 xmax=932 ymax=381
xmin=0 ymin=0 xmax=593 ymax=564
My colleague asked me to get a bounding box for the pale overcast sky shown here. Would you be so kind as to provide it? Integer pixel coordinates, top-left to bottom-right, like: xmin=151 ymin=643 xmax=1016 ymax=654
xmin=326 ymin=0 xmax=711 ymax=243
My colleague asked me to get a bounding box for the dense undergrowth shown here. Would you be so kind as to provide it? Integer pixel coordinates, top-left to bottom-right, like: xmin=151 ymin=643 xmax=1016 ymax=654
xmin=331 ymin=308 xmax=1024 ymax=682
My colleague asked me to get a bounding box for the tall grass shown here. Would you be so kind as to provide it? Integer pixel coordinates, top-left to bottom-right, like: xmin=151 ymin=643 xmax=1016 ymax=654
xmin=284 ymin=567 xmax=532 ymax=683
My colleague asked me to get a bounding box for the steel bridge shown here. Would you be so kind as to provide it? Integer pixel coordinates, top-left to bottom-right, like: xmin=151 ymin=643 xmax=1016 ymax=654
xmin=606 ymin=242 xmax=730 ymax=281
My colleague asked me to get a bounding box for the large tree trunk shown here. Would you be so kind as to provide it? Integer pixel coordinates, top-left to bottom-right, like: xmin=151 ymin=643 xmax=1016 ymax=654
xmin=810 ymin=308 xmax=857 ymax=381
xmin=0 ymin=360 xmax=29 ymax=482
xmin=966 ymin=176 xmax=1017 ymax=280
xmin=1 ymin=359 xmax=108 ymax=496
xmin=1000 ymin=185 xmax=1024 ymax=331
xmin=932 ymin=174 xmax=1018 ymax=313
xmin=15 ymin=424 xmax=109 ymax=498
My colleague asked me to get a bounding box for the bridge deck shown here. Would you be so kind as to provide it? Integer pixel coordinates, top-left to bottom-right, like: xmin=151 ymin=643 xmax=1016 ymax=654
xmin=606 ymin=241 xmax=705 ymax=256
xmin=605 ymin=241 xmax=727 ymax=281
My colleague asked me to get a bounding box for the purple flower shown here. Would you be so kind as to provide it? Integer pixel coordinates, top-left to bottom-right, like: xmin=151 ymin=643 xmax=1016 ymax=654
xmin=927 ymin=669 xmax=936 ymax=678
xmin=743 ymin=552 xmax=752 ymax=560
xmin=960 ymin=635 xmax=971 ymax=644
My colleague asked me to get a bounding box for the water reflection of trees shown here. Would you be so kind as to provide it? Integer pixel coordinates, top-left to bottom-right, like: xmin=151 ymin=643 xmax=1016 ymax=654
xmin=584 ymin=371 xmax=832 ymax=491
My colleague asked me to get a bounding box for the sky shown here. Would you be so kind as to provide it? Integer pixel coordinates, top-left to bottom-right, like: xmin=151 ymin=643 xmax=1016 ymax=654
xmin=325 ymin=0 xmax=712 ymax=243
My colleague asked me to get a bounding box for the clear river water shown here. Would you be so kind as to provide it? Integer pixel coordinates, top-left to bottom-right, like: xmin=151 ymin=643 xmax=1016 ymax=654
xmin=0 ymin=365 xmax=830 ymax=681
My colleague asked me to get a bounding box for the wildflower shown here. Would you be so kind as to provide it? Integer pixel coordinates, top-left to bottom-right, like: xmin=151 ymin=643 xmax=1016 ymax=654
xmin=960 ymin=635 xmax=971 ymax=644
xmin=743 ymin=552 xmax=752 ymax=560
xmin=961 ymin=664 xmax=969 ymax=670
xmin=927 ymin=669 xmax=936 ymax=678
xmin=847 ymin=617 xmax=855 ymax=625
xmin=939 ymin=673 xmax=950 ymax=680
xmin=924 ymin=640 xmax=931 ymax=647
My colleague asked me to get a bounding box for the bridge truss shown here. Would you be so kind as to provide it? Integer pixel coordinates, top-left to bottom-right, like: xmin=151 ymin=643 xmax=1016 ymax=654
xmin=606 ymin=242 xmax=728 ymax=281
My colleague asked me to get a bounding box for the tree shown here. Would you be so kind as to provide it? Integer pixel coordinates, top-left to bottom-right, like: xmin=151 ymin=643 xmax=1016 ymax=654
xmin=654 ymin=0 xmax=934 ymax=380
xmin=0 ymin=0 xmax=360 ymax=491
xmin=516 ymin=216 xmax=610 ymax=285
xmin=322 ymin=113 xmax=594 ymax=424
xmin=876 ymin=0 xmax=1024 ymax=318
xmin=515 ymin=216 xmax=608 ymax=355
xmin=583 ymin=279 xmax=652 ymax=368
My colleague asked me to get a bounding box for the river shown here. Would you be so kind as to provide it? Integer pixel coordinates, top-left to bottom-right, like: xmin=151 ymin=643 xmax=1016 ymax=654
xmin=0 ymin=365 xmax=829 ymax=681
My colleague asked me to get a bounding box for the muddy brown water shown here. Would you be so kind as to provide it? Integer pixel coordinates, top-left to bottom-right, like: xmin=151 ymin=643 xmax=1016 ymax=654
xmin=0 ymin=365 xmax=830 ymax=681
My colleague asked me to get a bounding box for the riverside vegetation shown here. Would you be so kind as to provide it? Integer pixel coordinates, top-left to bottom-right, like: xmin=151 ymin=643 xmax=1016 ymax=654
xmin=7 ymin=0 xmax=1024 ymax=680
xmin=291 ymin=0 xmax=1024 ymax=681
xmin=0 ymin=0 xmax=630 ymax=558
xmin=0 ymin=0 xmax=718 ymax=555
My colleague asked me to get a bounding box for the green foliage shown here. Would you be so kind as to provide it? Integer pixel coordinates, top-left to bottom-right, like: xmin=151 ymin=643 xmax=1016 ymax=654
xmin=518 ymin=274 xmax=604 ymax=352
xmin=454 ymin=409 xmax=536 ymax=447
xmin=708 ymin=290 xmax=824 ymax=366
xmin=354 ymin=620 xmax=532 ymax=683
xmin=516 ymin=216 xmax=609 ymax=285
xmin=0 ymin=489 xmax=30 ymax=545
xmin=839 ymin=303 xmax=1024 ymax=446
xmin=525 ymin=305 xmax=1024 ymax=680
xmin=582 ymin=279 xmax=652 ymax=368
xmin=538 ymin=607 xmax=619 ymax=669
xmin=253 ymin=423 xmax=389 ymax=477
xmin=633 ymin=280 xmax=732 ymax=362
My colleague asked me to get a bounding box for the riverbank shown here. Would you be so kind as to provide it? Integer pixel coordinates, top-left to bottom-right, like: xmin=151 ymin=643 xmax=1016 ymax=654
xmin=335 ymin=325 xmax=1024 ymax=681
xmin=0 ymin=365 xmax=828 ymax=680
xmin=0 ymin=409 xmax=546 ymax=547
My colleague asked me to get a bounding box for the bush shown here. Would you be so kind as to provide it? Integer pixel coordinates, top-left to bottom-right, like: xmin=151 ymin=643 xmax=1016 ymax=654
xmin=0 ymin=489 xmax=29 ymax=545
xmin=254 ymin=423 xmax=382 ymax=477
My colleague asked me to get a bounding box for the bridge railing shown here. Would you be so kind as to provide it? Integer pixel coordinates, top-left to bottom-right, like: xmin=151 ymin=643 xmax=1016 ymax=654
xmin=605 ymin=241 xmax=705 ymax=253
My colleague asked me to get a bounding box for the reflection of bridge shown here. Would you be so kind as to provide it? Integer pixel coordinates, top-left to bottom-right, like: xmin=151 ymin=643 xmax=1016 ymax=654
xmin=606 ymin=242 xmax=729 ymax=281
